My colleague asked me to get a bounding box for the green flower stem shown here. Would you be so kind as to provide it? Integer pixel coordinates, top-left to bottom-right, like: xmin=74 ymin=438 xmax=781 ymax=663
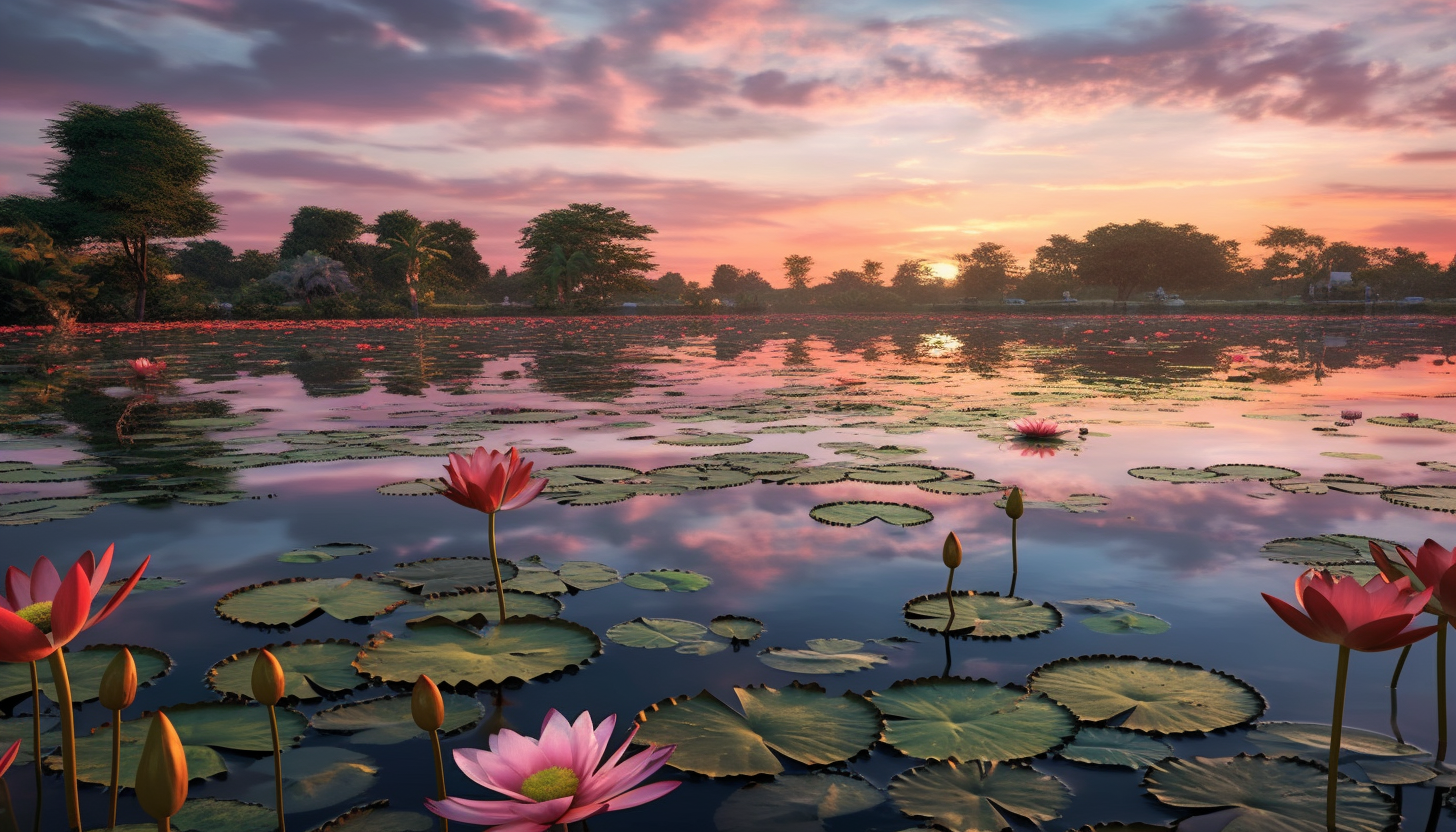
xmin=429 ymin=729 xmax=448 ymax=832
xmin=1438 ymin=617 xmax=1448 ymax=763
xmin=46 ymin=650 xmax=80 ymax=831
xmin=944 ymin=566 xmax=957 ymax=631
xmin=267 ymin=704 xmax=285 ymax=832
xmin=1391 ymin=644 xmax=1411 ymax=688
xmin=488 ymin=512 xmax=507 ymax=623
xmin=1328 ymin=644 xmax=1351 ymax=832
xmin=1009 ymin=518 xmax=1019 ymax=598
xmin=28 ymin=662 xmax=40 ymax=832
xmin=109 ymin=708 xmax=121 ymax=830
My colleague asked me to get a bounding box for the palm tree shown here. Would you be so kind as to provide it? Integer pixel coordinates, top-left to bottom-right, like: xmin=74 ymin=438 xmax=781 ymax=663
xmin=380 ymin=226 xmax=450 ymax=317
xmin=542 ymin=244 xmax=593 ymax=307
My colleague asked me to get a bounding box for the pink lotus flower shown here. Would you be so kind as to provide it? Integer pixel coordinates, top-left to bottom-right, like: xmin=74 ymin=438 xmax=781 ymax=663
xmin=1370 ymin=540 xmax=1456 ymax=615
xmin=126 ymin=358 xmax=166 ymax=377
xmin=1262 ymin=568 xmax=1437 ymax=652
xmin=1402 ymin=412 xmax=1420 ymax=422
xmin=1009 ymin=417 xmax=1068 ymax=439
xmin=440 ymin=447 xmax=547 ymax=515
xmin=0 ymin=546 xmax=150 ymax=663
xmin=1341 ymin=410 xmax=1362 ymax=421
xmin=426 ymin=710 xmax=678 ymax=832
xmin=0 ymin=739 xmax=18 ymax=778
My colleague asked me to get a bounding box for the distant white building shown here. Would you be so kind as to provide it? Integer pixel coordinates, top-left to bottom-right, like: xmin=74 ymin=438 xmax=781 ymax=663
xmin=1328 ymin=271 xmax=1352 ymax=288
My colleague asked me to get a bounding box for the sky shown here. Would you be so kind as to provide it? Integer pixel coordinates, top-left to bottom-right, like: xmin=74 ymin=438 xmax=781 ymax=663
xmin=0 ymin=0 xmax=1453 ymax=285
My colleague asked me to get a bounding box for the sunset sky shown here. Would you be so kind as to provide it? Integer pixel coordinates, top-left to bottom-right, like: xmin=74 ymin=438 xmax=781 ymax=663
xmin=1 ymin=0 xmax=1453 ymax=285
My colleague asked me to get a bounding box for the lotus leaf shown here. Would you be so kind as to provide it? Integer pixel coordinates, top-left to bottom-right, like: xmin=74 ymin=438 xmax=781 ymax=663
xmin=710 ymin=615 xmax=765 ymax=642
xmin=1142 ymin=754 xmax=1397 ymax=832
xmin=871 ymin=677 xmax=1077 ymax=762
xmin=607 ymin=618 xmax=709 ymax=648
xmin=0 ymin=461 xmax=114 ymax=482
xmin=0 ymin=716 xmax=59 ymax=764
xmin=903 ymin=592 xmax=1062 ymax=638
xmin=1127 ymin=467 xmax=1228 ymax=483
xmin=758 ymin=646 xmax=889 ymax=675
xmin=405 ymin=589 xmax=561 ymax=627
xmin=278 ymin=542 xmax=374 ymax=564
xmin=0 ymin=643 xmax=170 ymax=704
xmin=623 ymin=569 xmax=713 ymax=592
xmin=1245 ymin=722 xmax=1424 ymax=759
xmin=380 ymin=557 xmax=519 ymax=595
xmin=0 ymin=496 xmax=108 ymax=525
xmin=168 ymin=798 xmax=280 ymax=832
xmin=305 ymin=803 xmax=434 ymax=832
xmin=633 ymin=683 xmax=881 ymax=777
xmin=761 ymin=466 xmax=853 ymax=486
xmin=888 ymin=760 xmax=1071 ymax=832
xmin=1203 ymin=464 xmax=1300 ymax=481
xmin=643 ymin=464 xmax=754 ymax=489
xmin=542 ymin=482 xmax=686 ymax=506
xmin=165 ymin=416 xmax=262 ymax=430
xmin=557 ymin=560 xmax=621 ymax=591
xmin=1355 ymin=759 xmax=1456 ymax=786
xmin=1324 ymin=452 xmax=1383 ymax=460
xmin=822 ymin=442 xmax=926 ymax=460
xmin=994 ymin=493 xmax=1109 ymax=513
xmin=310 ymin=692 xmax=483 ymax=745
xmin=505 ymin=556 xmax=569 ymax=594
xmin=1027 ymin=656 xmax=1265 ymax=734
xmin=810 ymin=501 xmax=934 ymax=527
xmin=376 ymin=479 xmax=443 ymax=496
xmin=1382 ymin=485 xmax=1456 ymax=513
xmin=658 ymin=433 xmax=752 ymax=446
xmin=676 ymin=640 xmax=728 ymax=655
xmin=206 ymin=640 xmax=367 ymax=701
xmin=1081 ymin=612 xmax=1170 ymax=635
xmin=713 ymin=772 xmax=885 ymax=832
xmin=805 ymin=638 xmax=864 ymax=654
xmin=1368 ymin=416 xmax=1455 ymax=429
xmin=473 ymin=410 xmax=577 ymax=423
xmin=534 ymin=465 xmax=642 ymax=488
xmin=1062 ymin=599 xmax=1136 ymax=613
xmin=918 ymin=479 xmax=1005 ymax=496
xmin=1259 ymin=534 xmax=1399 ymax=566
xmin=1057 ymin=726 xmax=1173 ymax=768
xmin=1418 ymin=461 xmax=1456 ymax=472
xmin=847 ymin=465 xmax=946 ymax=485
xmin=694 ymin=452 xmax=810 ymax=474
xmin=353 ymin=618 xmax=600 ymax=687
xmin=244 ymin=746 xmax=377 ymax=812
xmin=216 ymin=578 xmax=413 ymax=626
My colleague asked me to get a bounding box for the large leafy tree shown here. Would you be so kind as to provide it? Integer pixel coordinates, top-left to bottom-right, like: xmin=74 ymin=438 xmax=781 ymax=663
xmin=0 ymin=221 xmax=95 ymax=328
xmin=280 ymin=207 xmax=366 ymax=262
xmin=518 ymin=203 xmax=656 ymax=307
xmin=782 ymin=254 xmax=814 ymax=291
xmin=380 ymin=224 xmax=450 ymax=317
xmin=890 ymin=259 xmax=933 ymax=298
xmin=26 ymin=103 xmax=221 ymax=321
xmin=1079 ymin=220 xmax=1242 ymax=302
xmin=954 ymin=243 xmax=1022 ymax=298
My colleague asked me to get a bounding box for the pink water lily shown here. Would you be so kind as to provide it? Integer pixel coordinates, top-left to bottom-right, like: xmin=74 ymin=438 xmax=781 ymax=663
xmin=1370 ymin=539 xmax=1456 ymax=616
xmin=0 ymin=545 xmax=151 ymax=663
xmin=1263 ymin=568 xmax=1437 ymax=652
xmin=426 ymin=710 xmax=678 ymax=832
xmin=440 ymin=447 xmax=547 ymax=515
xmin=1009 ymin=417 xmax=1068 ymax=439
xmin=126 ymin=358 xmax=166 ymax=377
xmin=0 ymin=739 xmax=18 ymax=778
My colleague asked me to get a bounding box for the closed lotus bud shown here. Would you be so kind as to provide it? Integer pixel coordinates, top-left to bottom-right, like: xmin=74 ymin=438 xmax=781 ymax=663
xmin=99 ymin=647 xmax=137 ymax=711
xmin=942 ymin=532 xmax=962 ymax=569
xmin=251 ymin=649 xmax=285 ymax=706
xmin=412 ymin=674 xmax=445 ymax=732
xmin=1005 ymin=487 xmax=1024 ymax=520
xmin=135 ymin=711 xmax=187 ymax=821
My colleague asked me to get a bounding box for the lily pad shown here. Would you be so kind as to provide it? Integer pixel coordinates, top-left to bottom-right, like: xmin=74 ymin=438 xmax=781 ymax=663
xmin=0 ymin=461 xmax=114 ymax=482
xmin=695 ymin=452 xmax=810 ymax=474
xmin=1323 ymin=452 xmax=1383 ymax=460
xmin=1246 ymin=722 xmax=1425 ymax=760
xmin=658 ymin=433 xmax=752 ymax=446
xmin=305 ymin=802 xmax=434 ymax=832
xmin=557 ymin=561 xmax=621 ymax=591
xmin=98 ymin=576 xmax=185 ymax=596
xmin=623 ymin=569 xmax=713 ymax=592
xmin=1203 ymin=464 xmax=1301 ymax=481
xmin=1382 ymin=485 xmax=1456 ymax=513
xmin=1127 ymin=466 xmax=1228 ymax=483
xmin=310 ymin=693 xmax=484 ymax=744
xmin=0 ymin=643 xmax=171 ymax=705
xmin=810 ymin=501 xmax=934 ymax=528
xmin=379 ymin=557 xmax=519 ymax=595
xmin=710 ymin=615 xmax=765 ymax=642
xmin=607 ymin=618 xmax=709 ymax=649
xmin=0 ymin=716 xmax=60 ymax=764
xmin=405 ymin=589 xmax=562 ymax=627
xmin=206 ymin=640 xmax=367 ymax=701
xmin=353 ymin=618 xmax=600 ymax=687
xmin=758 ymin=643 xmax=889 ymax=675
xmin=216 ymin=578 xmax=413 ymax=627
xmin=643 ymin=464 xmax=754 ymax=490
xmin=0 ymin=496 xmax=108 ymax=526
xmin=823 ymin=442 xmax=926 ymax=460
xmin=170 ymin=798 xmax=279 ymax=832
xmin=278 ymin=542 xmax=374 ymax=564
xmin=243 ymin=747 xmax=377 ymax=813
xmin=994 ymin=493 xmax=1109 ymax=514
xmin=917 ymin=479 xmax=1006 ymax=496
xmin=713 ymin=772 xmax=885 ymax=832
xmin=903 ymin=592 xmax=1062 ymax=638
xmin=1143 ymin=754 xmax=1398 ymax=832
xmin=888 ymin=760 xmax=1071 ymax=832
xmin=1062 ymin=598 xmax=1136 ymax=613
xmin=376 ymin=479 xmax=442 ymax=497
xmin=1260 ymin=534 xmax=1400 ymax=566
xmin=847 ymin=465 xmax=946 ymax=485
xmin=633 ymin=683 xmax=881 ymax=777
xmin=1057 ymin=726 xmax=1173 ymax=768
xmin=1027 ymin=656 xmax=1265 ymax=734
xmin=871 ymin=677 xmax=1077 ymax=762
xmin=534 ymin=465 xmax=642 ymax=487
xmin=472 ymin=410 xmax=577 ymax=424
xmin=1368 ymin=416 xmax=1454 ymax=430
xmin=1081 ymin=612 xmax=1170 ymax=635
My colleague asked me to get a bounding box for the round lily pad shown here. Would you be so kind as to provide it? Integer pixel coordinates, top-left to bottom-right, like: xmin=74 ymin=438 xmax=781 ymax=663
xmin=0 ymin=462 xmax=114 ymax=483
xmin=98 ymin=576 xmax=184 ymax=596
xmin=694 ymin=452 xmax=810 ymax=474
xmin=216 ymin=578 xmax=413 ymax=627
xmin=558 ymin=561 xmax=621 ymax=591
xmin=1245 ymin=722 xmax=1425 ymax=760
xmin=379 ymin=557 xmax=519 ymax=595
xmin=310 ymin=692 xmax=485 ymax=744
xmin=917 ymin=479 xmax=1006 ymax=496
xmin=1260 ymin=534 xmax=1399 ymax=566
xmin=623 ymin=569 xmax=713 ymax=592
xmin=1382 ymin=485 xmax=1456 ymax=513
xmin=353 ymin=617 xmax=600 ymax=687
xmin=307 ymin=802 xmax=434 ymax=832
xmin=871 ymin=677 xmax=1077 ymax=762
xmin=169 ymin=798 xmax=280 ymax=832
xmin=278 ymin=542 xmax=374 ymax=564
xmin=1368 ymin=416 xmax=1453 ymax=429
xmin=758 ymin=645 xmax=889 ymax=675
xmin=903 ymin=592 xmax=1062 ymax=638
xmin=1027 ymin=656 xmax=1265 ymax=734
xmin=535 ymin=465 xmax=642 ymax=488
xmin=1057 ymin=726 xmax=1173 ymax=768
xmin=644 ymin=464 xmax=754 ymax=490
xmin=1203 ymin=464 xmax=1300 ymax=481
xmin=405 ymin=589 xmax=562 ymax=627
xmin=658 ymin=433 xmax=752 ymax=446
xmin=995 ymin=494 xmax=1110 ymax=514
xmin=376 ymin=479 xmax=442 ymax=496
xmin=1081 ymin=611 xmax=1170 ymax=635
xmin=206 ymin=640 xmax=367 ymax=701
xmin=1128 ymin=466 xmax=1228 ymax=483
xmin=633 ymin=683 xmax=881 ymax=777
xmin=810 ymin=501 xmax=934 ymax=528
xmin=888 ymin=760 xmax=1071 ymax=831
xmin=0 ymin=496 xmax=108 ymax=526
xmin=713 ymin=772 xmax=885 ymax=832
xmin=607 ymin=618 xmax=709 ymax=649
xmin=847 ymin=465 xmax=946 ymax=485
xmin=243 ymin=746 xmax=377 ymax=813
xmin=0 ymin=643 xmax=171 ymax=705
xmin=710 ymin=615 xmax=765 ymax=642
xmin=474 ymin=410 xmax=577 ymax=424
xmin=1143 ymin=754 xmax=1397 ymax=832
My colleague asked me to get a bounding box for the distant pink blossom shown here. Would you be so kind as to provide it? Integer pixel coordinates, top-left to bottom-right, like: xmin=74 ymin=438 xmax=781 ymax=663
xmin=1341 ymin=410 xmax=1362 ymax=421
xmin=1230 ymin=354 xmax=1246 ymax=362
xmin=1009 ymin=417 xmax=1069 ymax=439
xmin=1402 ymin=412 xmax=1420 ymax=422
xmin=126 ymin=358 xmax=165 ymax=377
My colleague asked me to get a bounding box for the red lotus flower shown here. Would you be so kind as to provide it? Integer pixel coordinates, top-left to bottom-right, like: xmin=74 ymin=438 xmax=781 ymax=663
xmin=0 ymin=739 xmax=18 ymax=778
xmin=0 ymin=546 xmax=150 ymax=663
xmin=126 ymin=358 xmax=166 ymax=377
xmin=1370 ymin=540 xmax=1456 ymax=615
xmin=440 ymin=447 xmax=547 ymax=515
xmin=1262 ymin=568 xmax=1437 ymax=652
xmin=1009 ymin=417 xmax=1068 ymax=439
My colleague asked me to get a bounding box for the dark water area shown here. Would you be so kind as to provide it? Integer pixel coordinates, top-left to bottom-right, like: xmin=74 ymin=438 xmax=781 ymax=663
xmin=3 ymin=313 xmax=1456 ymax=831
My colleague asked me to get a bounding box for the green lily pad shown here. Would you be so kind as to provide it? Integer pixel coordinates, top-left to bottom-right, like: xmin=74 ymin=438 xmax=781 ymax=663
xmin=0 ymin=461 xmax=114 ymax=482
xmin=710 ymin=615 xmax=765 ymax=642
xmin=810 ymin=501 xmax=934 ymax=528
xmin=994 ymin=493 xmax=1109 ymax=513
xmin=206 ymin=640 xmax=367 ymax=701
xmin=1260 ymin=534 xmax=1400 ymax=566
xmin=376 ymin=479 xmax=442 ymax=496
xmin=278 ymin=542 xmax=374 ymax=564
xmin=216 ymin=578 xmax=413 ymax=627
xmin=1418 ymin=461 xmax=1456 ymax=472
xmin=675 ymin=640 xmax=729 ymax=656
xmin=170 ymin=798 xmax=279 ymax=832
xmin=164 ymin=415 xmax=262 ymax=430
xmin=310 ymin=692 xmax=484 ymax=744
xmin=623 ymin=569 xmax=713 ymax=592
xmin=0 ymin=716 xmax=60 ymax=764
xmin=805 ymin=638 xmax=864 ymax=654
xmin=535 ymin=465 xmax=643 ymax=487
xmin=379 ymin=557 xmax=519 ymax=595
xmin=1203 ymin=464 xmax=1301 ymax=481
xmin=917 ymin=479 xmax=1005 ymax=496
xmin=888 ymin=760 xmax=1071 ymax=831
xmin=1081 ymin=611 xmax=1170 ymax=635
xmin=633 ymin=683 xmax=881 ymax=777
xmin=473 ymin=410 xmax=577 ymax=424
xmin=694 ymin=452 xmax=810 ymax=474
xmin=353 ymin=618 xmax=601 ymax=687
xmin=1355 ymin=759 xmax=1444 ymax=785
xmin=871 ymin=677 xmax=1077 ymax=762
xmin=244 ymin=746 xmax=377 ymax=812
xmin=823 ymin=442 xmax=926 ymax=460
xmin=1246 ymin=722 xmax=1425 ymax=759
xmin=1128 ymin=466 xmax=1228 ymax=483
xmin=0 ymin=644 xmax=171 ymax=705
xmin=758 ymin=643 xmax=889 ymax=675
xmin=713 ymin=772 xmax=885 ymax=832
xmin=405 ymin=589 xmax=562 ymax=627
xmin=557 ymin=560 xmax=620 ymax=591
xmin=1027 ymin=656 xmax=1265 ymax=734
xmin=658 ymin=433 xmax=752 ymax=446
xmin=607 ymin=618 xmax=709 ymax=648
xmin=504 ymin=556 xmax=569 ymax=594
xmin=847 ymin=465 xmax=946 ymax=485
xmin=305 ymin=802 xmax=434 ymax=832
xmin=903 ymin=592 xmax=1062 ymax=638
xmin=1368 ymin=416 xmax=1454 ymax=429
xmin=98 ymin=576 xmax=185 ymax=596
xmin=1057 ymin=726 xmax=1173 ymax=768
xmin=0 ymin=496 xmax=108 ymax=526
xmin=1062 ymin=598 xmax=1136 ymax=613
xmin=542 ymin=482 xmax=686 ymax=506
xmin=643 ymin=464 xmax=754 ymax=490
xmin=1382 ymin=485 xmax=1456 ymax=513
xmin=1143 ymin=754 xmax=1398 ymax=832
xmin=1324 ymin=452 xmax=1384 ymax=460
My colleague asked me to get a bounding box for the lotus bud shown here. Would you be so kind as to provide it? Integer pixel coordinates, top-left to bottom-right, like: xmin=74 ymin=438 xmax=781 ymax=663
xmin=99 ymin=647 xmax=137 ymax=711
xmin=135 ymin=711 xmax=187 ymax=822
xmin=413 ymin=674 xmax=445 ymax=732
xmin=942 ymin=532 xmax=962 ymax=569
xmin=1005 ymin=487 xmax=1024 ymax=520
xmin=251 ymin=649 xmax=285 ymax=706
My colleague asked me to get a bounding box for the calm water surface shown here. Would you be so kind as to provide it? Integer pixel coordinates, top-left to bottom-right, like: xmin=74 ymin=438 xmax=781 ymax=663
xmin=3 ymin=313 xmax=1456 ymax=831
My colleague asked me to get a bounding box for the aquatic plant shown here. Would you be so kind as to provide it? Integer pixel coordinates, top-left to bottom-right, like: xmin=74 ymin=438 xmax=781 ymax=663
xmin=252 ymin=649 xmax=287 ymax=832
xmin=1341 ymin=409 xmax=1362 ymax=421
xmin=1370 ymin=539 xmax=1456 ymax=760
xmin=426 ymin=709 xmax=679 ymax=830
xmin=1006 ymin=486 xmax=1024 ymax=596
xmin=941 ymin=532 xmax=961 ymax=630
xmin=99 ymin=647 xmax=137 ymax=829
xmin=1402 ymin=412 xmax=1420 ymax=422
xmin=126 ymin=357 xmax=166 ymax=378
xmin=413 ymin=675 xmax=449 ymax=832
xmin=0 ymin=739 xmax=18 ymax=779
xmin=440 ymin=447 xmax=547 ymax=621
xmin=135 ymin=711 xmax=188 ymax=831
xmin=1008 ymin=417 xmax=1068 ymax=439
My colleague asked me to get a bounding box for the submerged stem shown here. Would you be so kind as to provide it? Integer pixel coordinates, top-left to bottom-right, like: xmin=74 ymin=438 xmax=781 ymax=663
xmin=267 ymin=704 xmax=285 ymax=832
xmin=1328 ymin=644 xmax=1351 ymax=832
xmin=1439 ymin=618 xmax=1448 ymax=763
xmin=488 ymin=512 xmax=507 ymax=623
xmin=109 ymin=709 xmax=121 ymax=830
xmin=28 ymin=663 xmax=40 ymax=832
xmin=429 ymin=729 xmax=449 ymax=832
xmin=46 ymin=651 xmax=80 ymax=831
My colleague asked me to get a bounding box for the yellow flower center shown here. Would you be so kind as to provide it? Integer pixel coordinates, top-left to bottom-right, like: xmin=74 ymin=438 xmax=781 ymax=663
xmin=519 ymin=766 xmax=579 ymax=802
xmin=17 ymin=601 xmax=53 ymax=634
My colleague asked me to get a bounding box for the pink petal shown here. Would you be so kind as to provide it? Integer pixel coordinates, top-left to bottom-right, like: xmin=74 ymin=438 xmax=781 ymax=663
xmin=1345 ymin=615 xmax=1418 ymax=651
xmin=601 ymin=780 xmax=680 ymax=811
xmin=501 ymin=477 xmax=547 ymax=511
xmin=48 ymin=562 xmax=93 ymax=648
xmin=87 ymin=555 xmax=149 ymax=629
xmin=0 ymin=610 xmax=55 ymax=663
xmin=1300 ymin=584 xmax=1353 ymax=639
xmin=0 ymin=738 xmax=20 ymax=778
xmin=29 ymin=557 xmax=60 ymax=604
xmin=537 ymin=711 xmax=580 ymax=770
xmin=5 ymin=566 xmax=31 ymax=610
xmin=508 ymin=795 xmax=575 ymax=825
xmin=426 ymin=796 xmax=540 ymax=826
xmin=1263 ymin=593 xmax=1336 ymax=645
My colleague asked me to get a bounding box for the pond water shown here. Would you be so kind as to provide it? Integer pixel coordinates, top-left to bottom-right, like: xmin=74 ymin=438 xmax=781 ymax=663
xmin=3 ymin=313 xmax=1456 ymax=832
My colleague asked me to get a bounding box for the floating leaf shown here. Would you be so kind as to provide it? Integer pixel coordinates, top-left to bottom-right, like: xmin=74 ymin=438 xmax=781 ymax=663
xmin=623 ymin=569 xmax=713 ymax=592
xmin=658 ymin=433 xmax=752 ymax=446
xmin=1081 ymin=612 xmax=1170 ymax=635
xmin=713 ymin=772 xmax=885 ymax=832
xmin=98 ymin=576 xmax=184 ymax=596
xmin=473 ymin=410 xmax=577 ymax=424
xmin=1127 ymin=467 xmax=1228 ymax=483
xmin=1382 ymin=485 xmax=1456 ymax=513
xmin=535 ymin=465 xmax=642 ymax=487
xmin=1355 ymin=759 xmax=1443 ymax=785
xmin=216 ymin=578 xmax=412 ymax=627
xmin=310 ymin=693 xmax=484 ymax=744
xmin=805 ymin=638 xmax=863 ymax=654
xmin=1143 ymin=754 xmax=1398 ymax=832
xmin=0 ymin=461 xmax=114 ymax=482
xmin=823 ymin=442 xmax=926 ymax=460
xmin=0 ymin=496 xmax=108 ymax=526
xmin=994 ymin=494 xmax=1109 ymax=514
xmin=871 ymin=677 xmax=1077 ymax=762
xmin=917 ymin=479 xmax=1005 ymax=496
xmin=903 ymin=592 xmax=1062 ymax=638
xmin=305 ymin=802 xmax=434 ymax=832
xmin=558 ymin=561 xmax=621 ymax=591
xmin=376 ymin=479 xmax=442 ymax=497
xmin=644 ymin=464 xmax=754 ymax=490
xmin=758 ymin=645 xmax=889 ymax=675
xmin=633 ymin=683 xmax=881 ymax=777
xmin=694 ymin=452 xmax=810 ymax=474
xmin=379 ymin=557 xmax=519 ymax=595
xmin=0 ymin=716 xmax=59 ymax=764
xmin=888 ymin=760 xmax=1071 ymax=832
xmin=676 ymin=641 xmax=729 ymax=656
xmin=206 ymin=640 xmax=366 ymax=701
xmin=1323 ymin=452 xmax=1383 ymax=460
xmin=243 ymin=747 xmax=377 ymax=812
xmin=810 ymin=501 xmax=934 ymax=528
xmin=1260 ymin=534 xmax=1400 ymax=566
xmin=1057 ymin=726 xmax=1173 ymax=768
xmin=1027 ymin=656 xmax=1265 ymax=734
xmin=171 ymin=798 xmax=279 ymax=832
xmin=1368 ymin=416 xmax=1454 ymax=430
xmin=1245 ymin=722 xmax=1425 ymax=760
xmin=405 ymin=589 xmax=561 ymax=627
xmin=278 ymin=542 xmax=374 ymax=564
xmin=1203 ymin=464 xmax=1301 ymax=481
xmin=847 ymin=465 xmax=946 ymax=485
xmin=607 ymin=618 xmax=709 ymax=648
xmin=1062 ymin=598 xmax=1136 ymax=613
xmin=0 ymin=643 xmax=171 ymax=704
xmin=1417 ymin=461 xmax=1456 ymax=472
xmin=505 ymin=556 xmax=569 ymax=594
xmin=353 ymin=618 xmax=600 ymax=687
xmin=710 ymin=615 xmax=765 ymax=642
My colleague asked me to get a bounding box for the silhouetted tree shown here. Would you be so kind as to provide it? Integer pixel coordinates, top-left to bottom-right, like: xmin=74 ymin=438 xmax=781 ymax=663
xmin=518 ymin=203 xmax=655 ymax=307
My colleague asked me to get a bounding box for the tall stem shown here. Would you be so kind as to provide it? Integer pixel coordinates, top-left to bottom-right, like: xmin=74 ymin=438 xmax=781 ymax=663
xmin=46 ymin=651 xmax=80 ymax=831
xmin=1009 ymin=518 xmax=1019 ymax=598
xmin=157 ymin=819 xmax=168 ymax=832
xmin=109 ymin=709 xmax=121 ymax=830
xmin=28 ymin=663 xmax=40 ymax=832
xmin=1438 ymin=617 xmax=1448 ymax=762
xmin=1391 ymin=644 xmax=1411 ymax=689
xmin=944 ymin=567 xmax=957 ymax=631
xmin=267 ymin=705 xmax=285 ymax=832
xmin=1328 ymin=644 xmax=1351 ymax=832
xmin=429 ymin=730 xmax=449 ymax=832
xmin=488 ymin=512 xmax=507 ymax=622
